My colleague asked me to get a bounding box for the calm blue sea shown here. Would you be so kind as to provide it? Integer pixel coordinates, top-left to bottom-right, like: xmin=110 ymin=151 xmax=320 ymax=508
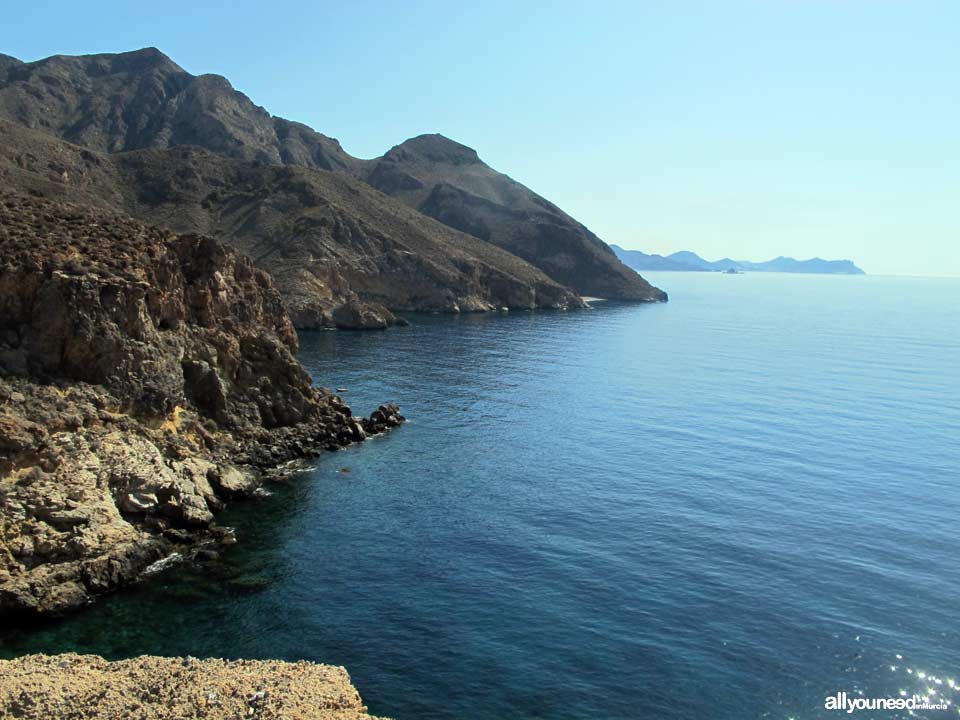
xmin=3 ymin=272 xmax=959 ymax=719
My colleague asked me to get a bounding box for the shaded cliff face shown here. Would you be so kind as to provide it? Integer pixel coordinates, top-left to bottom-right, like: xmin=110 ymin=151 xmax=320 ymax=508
xmin=0 ymin=193 xmax=404 ymax=617
xmin=0 ymin=48 xmax=665 ymax=313
xmin=362 ymin=135 xmax=667 ymax=301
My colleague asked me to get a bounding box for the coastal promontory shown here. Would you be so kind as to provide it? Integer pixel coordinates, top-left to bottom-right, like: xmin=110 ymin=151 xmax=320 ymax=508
xmin=0 ymin=192 xmax=404 ymax=618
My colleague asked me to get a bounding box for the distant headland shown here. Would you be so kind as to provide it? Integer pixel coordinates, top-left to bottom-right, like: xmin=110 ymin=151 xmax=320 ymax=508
xmin=611 ymin=245 xmax=865 ymax=275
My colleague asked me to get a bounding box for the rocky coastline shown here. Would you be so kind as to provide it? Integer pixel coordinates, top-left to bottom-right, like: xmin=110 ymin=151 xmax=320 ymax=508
xmin=0 ymin=46 xmax=671 ymax=720
xmin=0 ymin=192 xmax=404 ymax=619
xmin=0 ymin=653 xmax=386 ymax=719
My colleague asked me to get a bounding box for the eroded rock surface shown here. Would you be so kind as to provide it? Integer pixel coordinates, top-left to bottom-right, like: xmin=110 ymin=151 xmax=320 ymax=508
xmin=0 ymin=193 xmax=404 ymax=617
xmin=0 ymin=653 xmax=387 ymax=720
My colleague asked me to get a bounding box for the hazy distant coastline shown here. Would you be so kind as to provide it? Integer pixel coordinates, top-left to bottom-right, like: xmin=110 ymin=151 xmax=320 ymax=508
xmin=611 ymin=245 xmax=865 ymax=275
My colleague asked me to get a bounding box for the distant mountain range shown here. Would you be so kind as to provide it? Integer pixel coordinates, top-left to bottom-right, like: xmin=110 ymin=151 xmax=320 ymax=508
xmin=610 ymin=246 xmax=865 ymax=275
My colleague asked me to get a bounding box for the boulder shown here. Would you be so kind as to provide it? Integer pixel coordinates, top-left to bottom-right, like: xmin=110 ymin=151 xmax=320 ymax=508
xmin=332 ymin=299 xmax=392 ymax=330
xmin=209 ymin=465 xmax=258 ymax=498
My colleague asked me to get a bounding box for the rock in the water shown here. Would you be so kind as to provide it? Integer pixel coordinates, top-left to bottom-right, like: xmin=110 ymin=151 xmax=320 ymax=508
xmin=332 ymin=299 xmax=393 ymax=330
xmin=363 ymin=403 xmax=406 ymax=435
xmin=350 ymin=420 xmax=367 ymax=441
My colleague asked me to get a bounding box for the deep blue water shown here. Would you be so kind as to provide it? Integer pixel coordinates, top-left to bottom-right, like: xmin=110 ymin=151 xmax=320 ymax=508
xmin=3 ymin=272 xmax=959 ymax=719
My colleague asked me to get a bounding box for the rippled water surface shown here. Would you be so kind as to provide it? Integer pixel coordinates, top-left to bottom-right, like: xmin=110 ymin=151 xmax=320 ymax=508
xmin=4 ymin=272 xmax=959 ymax=719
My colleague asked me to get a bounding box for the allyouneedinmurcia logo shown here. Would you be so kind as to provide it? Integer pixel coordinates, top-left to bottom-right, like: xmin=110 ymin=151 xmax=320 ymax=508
xmin=825 ymin=691 xmax=949 ymax=713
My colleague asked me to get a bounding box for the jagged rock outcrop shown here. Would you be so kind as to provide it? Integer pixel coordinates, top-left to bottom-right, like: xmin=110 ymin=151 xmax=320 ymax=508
xmin=0 ymin=193 xmax=404 ymax=617
xmin=0 ymin=654 xmax=387 ymax=720
xmin=0 ymin=48 xmax=665 ymax=320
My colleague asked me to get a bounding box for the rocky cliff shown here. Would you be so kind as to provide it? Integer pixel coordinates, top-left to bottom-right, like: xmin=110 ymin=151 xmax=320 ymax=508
xmin=0 ymin=192 xmax=404 ymax=617
xmin=0 ymin=48 xmax=665 ymax=321
xmin=0 ymin=654 xmax=386 ymax=719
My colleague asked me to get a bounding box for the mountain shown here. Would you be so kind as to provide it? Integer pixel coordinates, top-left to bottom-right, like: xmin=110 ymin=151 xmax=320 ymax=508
xmin=0 ymin=118 xmax=580 ymax=328
xmin=609 ymin=245 xmax=702 ymax=271
xmin=0 ymin=48 xmax=356 ymax=172
xmin=359 ymin=135 xmax=664 ymax=301
xmin=736 ymin=256 xmax=865 ymax=274
xmin=0 ymin=190 xmax=404 ymax=616
xmin=0 ymin=48 xmax=665 ymax=318
xmin=612 ymin=246 xmax=864 ymax=275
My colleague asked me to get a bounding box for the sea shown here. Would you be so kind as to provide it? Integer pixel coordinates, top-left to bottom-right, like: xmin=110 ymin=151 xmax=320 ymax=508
xmin=3 ymin=271 xmax=959 ymax=720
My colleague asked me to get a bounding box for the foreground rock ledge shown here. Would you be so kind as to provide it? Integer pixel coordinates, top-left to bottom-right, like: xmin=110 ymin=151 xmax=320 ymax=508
xmin=0 ymin=654 xmax=387 ymax=720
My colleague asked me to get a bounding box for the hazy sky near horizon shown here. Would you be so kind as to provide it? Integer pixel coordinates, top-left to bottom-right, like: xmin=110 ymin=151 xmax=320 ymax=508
xmin=5 ymin=1 xmax=958 ymax=276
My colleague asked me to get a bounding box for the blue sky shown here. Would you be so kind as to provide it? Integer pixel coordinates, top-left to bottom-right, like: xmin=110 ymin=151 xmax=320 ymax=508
xmin=4 ymin=0 xmax=958 ymax=275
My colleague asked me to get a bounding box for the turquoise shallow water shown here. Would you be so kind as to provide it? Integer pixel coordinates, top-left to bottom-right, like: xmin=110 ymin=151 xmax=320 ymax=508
xmin=3 ymin=272 xmax=959 ymax=719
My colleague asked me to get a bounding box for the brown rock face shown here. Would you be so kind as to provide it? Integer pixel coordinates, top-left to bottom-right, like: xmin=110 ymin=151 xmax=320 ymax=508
xmin=0 ymin=654 xmax=387 ymax=720
xmin=0 ymin=193 xmax=405 ymax=618
xmin=0 ymin=192 xmax=312 ymax=424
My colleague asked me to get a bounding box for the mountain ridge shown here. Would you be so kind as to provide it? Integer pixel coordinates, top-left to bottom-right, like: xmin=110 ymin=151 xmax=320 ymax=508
xmin=611 ymin=245 xmax=865 ymax=275
xmin=0 ymin=117 xmax=584 ymax=328
xmin=0 ymin=47 xmax=665 ymax=311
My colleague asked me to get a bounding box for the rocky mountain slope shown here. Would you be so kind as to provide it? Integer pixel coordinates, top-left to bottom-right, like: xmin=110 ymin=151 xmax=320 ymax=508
xmin=359 ymin=134 xmax=665 ymax=300
xmin=0 ymin=654 xmax=386 ymax=719
xmin=0 ymin=118 xmax=581 ymax=328
xmin=0 ymin=54 xmax=20 ymax=74
xmin=0 ymin=192 xmax=403 ymax=617
xmin=0 ymin=48 xmax=665 ymax=318
xmin=0 ymin=47 xmax=357 ymax=173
